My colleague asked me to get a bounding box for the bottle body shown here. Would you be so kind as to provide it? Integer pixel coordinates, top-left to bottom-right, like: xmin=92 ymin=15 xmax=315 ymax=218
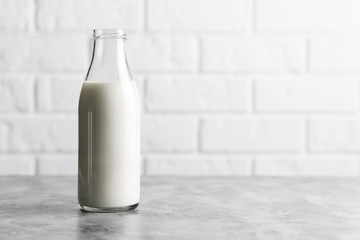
xmin=78 ymin=30 xmax=140 ymax=212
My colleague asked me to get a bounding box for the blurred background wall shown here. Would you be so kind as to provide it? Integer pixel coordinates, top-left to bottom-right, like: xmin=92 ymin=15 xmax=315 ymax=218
xmin=1 ymin=0 xmax=360 ymax=176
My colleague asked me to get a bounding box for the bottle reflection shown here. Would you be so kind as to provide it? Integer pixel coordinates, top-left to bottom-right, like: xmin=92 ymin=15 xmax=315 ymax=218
xmin=76 ymin=210 xmax=140 ymax=240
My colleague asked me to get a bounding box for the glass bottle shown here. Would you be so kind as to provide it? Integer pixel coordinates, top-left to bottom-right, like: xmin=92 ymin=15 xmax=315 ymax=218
xmin=78 ymin=29 xmax=140 ymax=212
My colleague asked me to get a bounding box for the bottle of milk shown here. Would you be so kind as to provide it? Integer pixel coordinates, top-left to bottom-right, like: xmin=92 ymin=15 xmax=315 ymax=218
xmin=78 ymin=29 xmax=140 ymax=212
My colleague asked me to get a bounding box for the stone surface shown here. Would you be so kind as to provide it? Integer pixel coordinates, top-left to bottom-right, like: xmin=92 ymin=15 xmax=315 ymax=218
xmin=1 ymin=177 xmax=360 ymax=239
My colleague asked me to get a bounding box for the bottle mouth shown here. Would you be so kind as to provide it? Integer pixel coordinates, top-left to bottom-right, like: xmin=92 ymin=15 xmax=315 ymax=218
xmin=92 ymin=29 xmax=126 ymax=39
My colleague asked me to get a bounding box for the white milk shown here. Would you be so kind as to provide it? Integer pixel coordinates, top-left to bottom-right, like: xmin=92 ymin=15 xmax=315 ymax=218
xmin=78 ymin=80 xmax=140 ymax=208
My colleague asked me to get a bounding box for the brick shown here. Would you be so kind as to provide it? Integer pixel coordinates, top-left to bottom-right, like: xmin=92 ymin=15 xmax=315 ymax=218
xmin=255 ymin=156 xmax=359 ymax=176
xmin=37 ymin=76 xmax=83 ymax=112
xmin=127 ymin=36 xmax=198 ymax=72
xmin=1 ymin=117 xmax=77 ymax=152
xmin=201 ymin=117 xmax=304 ymax=152
xmin=0 ymin=156 xmax=36 ymax=175
xmin=0 ymin=0 xmax=34 ymax=31
xmin=309 ymin=117 xmax=360 ymax=152
xmin=0 ymin=77 xmax=33 ymax=112
xmin=142 ymin=115 xmax=197 ymax=152
xmin=148 ymin=0 xmax=251 ymax=31
xmin=0 ymin=122 xmax=9 ymax=151
xmin=257 ymin=0 xmax=360 ymax=32
xmin=310 ymin=37 xmax=360 ymax=72
xmin=202 ymin=37 xmax=305 ymax=72
xmin=0 ymin=35 xmax=88 ymax=72
xmin=48 ymin=117 xmax=77 ymax=152
xmin=146 ymin=76 xmax=250 ymax=112
xmin=146 ymin=155 xmax=252 ymax=176
xmin=38 ymin=155 xmax=77 ymax=175
xmin=256 ymin=77 xmax=359 ymax=112
xmin=36 ymin=0 xmax=142 ymax=31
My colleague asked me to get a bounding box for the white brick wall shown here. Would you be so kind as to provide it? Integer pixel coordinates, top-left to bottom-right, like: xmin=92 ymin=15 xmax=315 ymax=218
xmin=0 ymin=156 xmax=36 ymax=175
xmin=256 ymin=0 xmax=360 ymax=33
xmin=202 ymin=37 xmax=306 ymax=72
xmin=255 ymin=77 xmax=359 ymax=112
xmin=1 ymin=0 xmax=360 ymax=176
xmin=127 ymin=36 xmax=198 ymax=72
xmin=310 ymin=37 xmax=360 ymax=72
xmin=254 ymin=156 xmax=359 ymax=176
xmin=146 ymin=155 xmax=252 ymax=175
xmin=3 ymin=117 xmax=77 ymax=152
xmin=147 ymin=0 xmax=251 ymax=32
xmin=0 ymin=0 xmax=34 ymax=31
xmin=0 ymin=35 xmax=89 ymax=72
xmin=36 ymin=76 xmax=83 ymax=112
xmin=0 ymin=77 xmax=34 ymax=112
xmin=146 ymin=76 xmax=250 ymax=112
xmin=142 ymin=115 xmax=198 ymax=152
xmin=37 ymin=155 xmax=77 ymax=175
xmin=309 ymin=117 xmax=360 ymax=152
xmin=201 ymin=117 xmax=304 ymax=152
xmin=36 ymin=0 xmax=143 ymax=31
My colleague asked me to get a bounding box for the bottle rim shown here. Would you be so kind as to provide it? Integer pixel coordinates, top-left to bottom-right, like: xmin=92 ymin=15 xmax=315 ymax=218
xmin=92 ymin=29 xmax=126 ymax=39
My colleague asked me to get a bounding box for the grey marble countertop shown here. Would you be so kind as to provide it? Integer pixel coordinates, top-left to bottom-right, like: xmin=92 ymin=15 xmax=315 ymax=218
xmin=1 ymin=177 xmax=360 ymax=239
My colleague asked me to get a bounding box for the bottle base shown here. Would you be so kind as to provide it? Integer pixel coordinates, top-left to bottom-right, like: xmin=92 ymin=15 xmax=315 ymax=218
xmin=79 ymin=203 xmax=139 ymax=213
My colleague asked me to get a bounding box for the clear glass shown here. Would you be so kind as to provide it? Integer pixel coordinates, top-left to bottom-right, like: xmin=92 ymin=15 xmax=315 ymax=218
xmin=85 ymin=29 xmax=132 ymax=82
xmin=78 ymin=29 xmax=140 ymax=213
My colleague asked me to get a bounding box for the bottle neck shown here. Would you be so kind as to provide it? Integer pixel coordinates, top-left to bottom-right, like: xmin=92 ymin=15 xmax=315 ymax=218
xmin=85 ymin=38 xmax=132 ymax=82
